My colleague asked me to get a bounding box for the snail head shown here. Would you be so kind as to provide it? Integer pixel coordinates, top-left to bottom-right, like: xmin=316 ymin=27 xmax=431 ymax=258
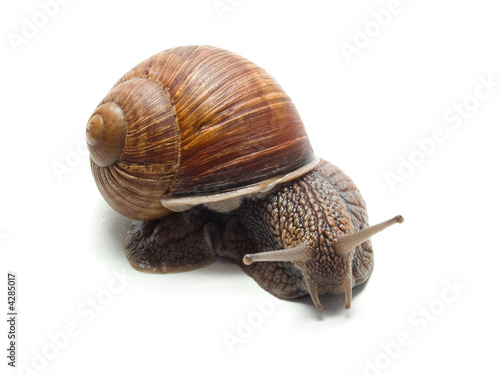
xmin=243 ymin=215 xmax=404 ymax=310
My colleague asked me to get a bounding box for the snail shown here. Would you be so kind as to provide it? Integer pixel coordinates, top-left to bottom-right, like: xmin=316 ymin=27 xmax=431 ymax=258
xmin=86 ymin=45 xmax=403 ymax=310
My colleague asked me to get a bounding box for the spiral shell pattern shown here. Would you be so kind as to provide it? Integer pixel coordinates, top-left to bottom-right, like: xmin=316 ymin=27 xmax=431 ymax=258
xmin=87 ymin=45 xmax=316 ymax=220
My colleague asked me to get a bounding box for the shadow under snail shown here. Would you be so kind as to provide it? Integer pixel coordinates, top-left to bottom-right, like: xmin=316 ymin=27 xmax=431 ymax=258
xmin=85 ymin=45 xmax=403 ymax=311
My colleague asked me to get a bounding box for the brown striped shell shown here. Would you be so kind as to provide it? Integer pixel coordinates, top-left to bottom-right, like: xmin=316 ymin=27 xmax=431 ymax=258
xmin=86 ymin=45 xmax=318 ymax=220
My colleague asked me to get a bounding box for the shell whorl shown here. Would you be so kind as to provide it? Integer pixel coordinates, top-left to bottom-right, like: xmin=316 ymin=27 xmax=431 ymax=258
xmin=87 ymin=45 xmax=316 ymax=220
xmin=86 ymin=102 xmax=126 ymax=167
xmin=87 ymin=78 xmax=179 ymax=220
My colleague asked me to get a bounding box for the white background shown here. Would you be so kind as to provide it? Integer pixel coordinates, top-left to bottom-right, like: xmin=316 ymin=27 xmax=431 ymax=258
xmin=2 ymin=0 xmax=499 ymax=374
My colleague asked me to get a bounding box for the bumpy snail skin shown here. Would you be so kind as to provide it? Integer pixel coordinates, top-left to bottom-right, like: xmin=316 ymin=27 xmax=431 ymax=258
xmin=124 ymin=159 xmax=403 ymax=310
xmin=223 ymin=160 xmax=402 ymax=310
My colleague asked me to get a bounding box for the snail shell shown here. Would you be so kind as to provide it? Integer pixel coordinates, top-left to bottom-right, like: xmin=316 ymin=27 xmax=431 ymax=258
xmin=86 ymin=45 xmax=318 ymax=220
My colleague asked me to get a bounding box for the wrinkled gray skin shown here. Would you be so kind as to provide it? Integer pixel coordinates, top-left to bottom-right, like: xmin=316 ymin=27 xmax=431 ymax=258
xmin=125 ymin=159 xmax=374 ymax=305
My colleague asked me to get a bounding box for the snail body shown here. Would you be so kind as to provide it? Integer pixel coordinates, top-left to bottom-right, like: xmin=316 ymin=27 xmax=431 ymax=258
xmin=87 ymin=45 xmax=402 ymax=310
